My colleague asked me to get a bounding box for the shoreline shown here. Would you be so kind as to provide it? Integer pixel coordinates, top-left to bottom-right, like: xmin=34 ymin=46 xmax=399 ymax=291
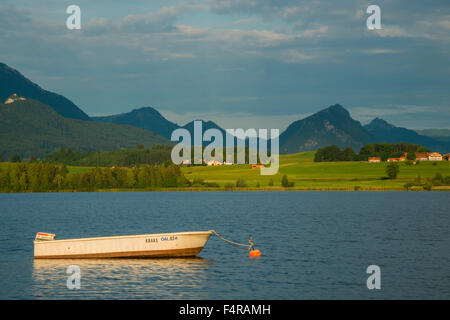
xmin=1 ymin=186 xmax=449 ymax=193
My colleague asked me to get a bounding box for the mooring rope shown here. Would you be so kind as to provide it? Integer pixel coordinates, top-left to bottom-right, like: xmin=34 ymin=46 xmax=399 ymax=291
xmin=211 ymin=230 xmax=252 ymax=250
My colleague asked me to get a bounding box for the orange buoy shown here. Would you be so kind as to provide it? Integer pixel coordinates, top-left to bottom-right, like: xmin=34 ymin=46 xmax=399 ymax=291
xmin=249 ymin=249 xmax=261 ymax=258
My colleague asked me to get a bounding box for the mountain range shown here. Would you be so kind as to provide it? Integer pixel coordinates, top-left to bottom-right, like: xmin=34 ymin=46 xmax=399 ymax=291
xmin=0 ymin=62 xmax=448 ymax=158
xmin=92 ymin=108 xmax=225 ymax=141
xmin=277 ymin=108 xmax=448 ymax=154
xmin=98 ymin=104 xmax=450 ymax=153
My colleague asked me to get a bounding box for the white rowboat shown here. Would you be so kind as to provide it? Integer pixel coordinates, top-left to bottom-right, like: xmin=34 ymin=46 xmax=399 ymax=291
xmin=34 ymin=230 xmax=213 ymax=259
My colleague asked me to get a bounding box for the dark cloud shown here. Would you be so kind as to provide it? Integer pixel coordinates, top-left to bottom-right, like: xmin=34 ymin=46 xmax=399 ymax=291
xmin=0 ymin=0 xmax=449 ymax=129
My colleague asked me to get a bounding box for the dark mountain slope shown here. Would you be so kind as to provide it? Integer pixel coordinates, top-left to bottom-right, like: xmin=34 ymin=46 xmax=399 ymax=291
xmin=0 ymin=62 xmax=89 ymax=120
xmin=0 ymin=96 xmax=169 ymax=158
xmin=92 ymin=106 xmax=179 ymax=139
xmin=364 ymin=118 xmax=449 ymax=153
xmin=279 ymin=104 xmax=374 ymax=154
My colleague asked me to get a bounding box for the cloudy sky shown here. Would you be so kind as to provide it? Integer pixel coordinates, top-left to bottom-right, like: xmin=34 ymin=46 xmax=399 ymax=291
xmin=1 ymin=0 xmax=449 ymax=130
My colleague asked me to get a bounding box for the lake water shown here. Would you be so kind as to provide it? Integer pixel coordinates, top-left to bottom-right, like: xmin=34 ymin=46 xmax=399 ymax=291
xmin=0 ymin=191 xmax=449 ymax=299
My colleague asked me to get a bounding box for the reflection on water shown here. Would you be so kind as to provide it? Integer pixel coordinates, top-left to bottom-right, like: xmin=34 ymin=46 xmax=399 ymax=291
xmin=31 ymin=258 xmax=213 ymax=299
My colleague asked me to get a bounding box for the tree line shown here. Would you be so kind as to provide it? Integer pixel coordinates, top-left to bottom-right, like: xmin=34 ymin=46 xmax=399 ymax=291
xmin=314 ymin=143 xmax=430 ymax=162
xmin=0 ymin=162 xmax=190 ymax=192
xmin=44 ymin=145 xmax=173 ymax=167
xmin=5 ymin=144 xmax=266 ymax=167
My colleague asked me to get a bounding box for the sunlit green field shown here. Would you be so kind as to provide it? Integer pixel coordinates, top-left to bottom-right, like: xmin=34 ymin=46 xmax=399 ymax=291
xmin=181 ymin=151 xmax=450 ymax=190
xmin=2 ymin=152 xmax=450 ymax=190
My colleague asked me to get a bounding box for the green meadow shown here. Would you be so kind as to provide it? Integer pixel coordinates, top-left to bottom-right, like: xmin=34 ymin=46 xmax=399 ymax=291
xmin=181 ymin=151 xmax=450 ymax=190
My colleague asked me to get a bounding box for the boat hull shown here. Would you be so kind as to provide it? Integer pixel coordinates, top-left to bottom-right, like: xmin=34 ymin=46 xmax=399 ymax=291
xmin=34 ymin=231 xmax=213 ymax=259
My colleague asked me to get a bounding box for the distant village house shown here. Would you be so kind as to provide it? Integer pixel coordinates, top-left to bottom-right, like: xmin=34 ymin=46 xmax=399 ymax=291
xmin=368 ymin=157 xmax=381 ymax=163
xmin=414 ymin=152 xmax=443 ymax=161
xmin=428 ymin=152 xmax=443 ymax=161
xmin=387 ymin=153 xmax=407 ymax=162
xmin=414 ymin=153 xmax=429 ymax=161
